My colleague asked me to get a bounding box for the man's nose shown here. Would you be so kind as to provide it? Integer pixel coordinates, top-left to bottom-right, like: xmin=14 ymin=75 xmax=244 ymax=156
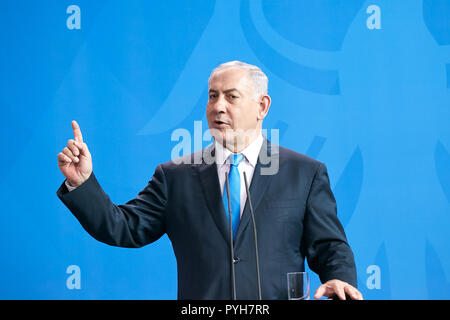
xmin=213 ymin=95 xmax=227 ymax=113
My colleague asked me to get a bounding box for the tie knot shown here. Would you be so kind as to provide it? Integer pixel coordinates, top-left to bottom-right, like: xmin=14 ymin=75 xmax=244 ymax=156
xmin=229 ymin=153 xmax=244 ymax=167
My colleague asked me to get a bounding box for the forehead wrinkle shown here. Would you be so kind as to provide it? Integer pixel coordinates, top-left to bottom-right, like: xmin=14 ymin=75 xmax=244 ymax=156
xmin=209 ymin=77 xmax=253 ymax=98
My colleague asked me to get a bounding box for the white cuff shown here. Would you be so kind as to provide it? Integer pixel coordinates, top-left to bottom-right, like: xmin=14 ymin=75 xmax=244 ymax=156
xmin=65 ymin=180 xmax=77 ymax=192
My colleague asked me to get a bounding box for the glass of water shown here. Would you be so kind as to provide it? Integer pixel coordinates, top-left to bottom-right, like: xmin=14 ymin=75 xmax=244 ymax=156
xmin=287 ymin=272 xmax=310 ymax=300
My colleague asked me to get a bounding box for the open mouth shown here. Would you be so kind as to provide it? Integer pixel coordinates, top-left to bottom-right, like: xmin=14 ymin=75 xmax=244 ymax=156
xmin=214 ymin=120 xmax=230 ymax=127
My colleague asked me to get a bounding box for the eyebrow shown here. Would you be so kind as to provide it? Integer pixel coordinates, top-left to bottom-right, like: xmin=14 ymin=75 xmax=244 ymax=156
xmin=209 ymin=88 xmax=243 ymax=95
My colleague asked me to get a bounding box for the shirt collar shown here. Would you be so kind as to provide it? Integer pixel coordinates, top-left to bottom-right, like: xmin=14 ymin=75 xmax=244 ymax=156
xmin=214 ymin=133 xmax=264 ymax=168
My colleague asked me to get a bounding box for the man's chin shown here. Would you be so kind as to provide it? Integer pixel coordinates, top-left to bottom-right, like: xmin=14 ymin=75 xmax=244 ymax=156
xmin=209 ymin=127 xmax=260 ymax=151
xmin=211 ymin=135 xmax=228 ymax=148
xmin=208 ymin=128 xmax=227 ymax=143
xmin=214 ymin=135 xmax=255 ymax=153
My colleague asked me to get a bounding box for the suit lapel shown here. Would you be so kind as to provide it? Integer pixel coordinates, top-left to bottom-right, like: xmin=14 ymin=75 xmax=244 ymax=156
xmin=235 ymin=139 xmax=278 ymax=243
xmin=197 ymin=145 xmax=231 ymax=245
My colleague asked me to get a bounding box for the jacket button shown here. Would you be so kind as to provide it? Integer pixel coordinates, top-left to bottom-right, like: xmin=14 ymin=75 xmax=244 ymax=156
xmin=233 ymin=257 xmax=240 ymax=264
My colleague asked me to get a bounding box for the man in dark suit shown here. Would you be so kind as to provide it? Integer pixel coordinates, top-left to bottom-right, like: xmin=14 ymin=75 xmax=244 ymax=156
xmin=57 ymin=61 xmax=362 ymax=300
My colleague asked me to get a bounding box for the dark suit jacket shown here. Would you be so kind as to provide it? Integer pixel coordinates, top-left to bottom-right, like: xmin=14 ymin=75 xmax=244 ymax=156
xmin=57 ymin=139 xmax=357 ymax=299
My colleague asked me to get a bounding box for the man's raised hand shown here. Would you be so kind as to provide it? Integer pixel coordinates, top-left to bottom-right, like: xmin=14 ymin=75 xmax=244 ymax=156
xmin=57 ymin=120 xmax=92 ymax=188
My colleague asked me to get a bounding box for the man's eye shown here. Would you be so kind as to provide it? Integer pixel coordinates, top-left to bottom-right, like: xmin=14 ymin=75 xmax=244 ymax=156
xmin=228 ymin=94 xmax=238 ymax=99
xmin=209 ymin=94 xmax=217 ymax=99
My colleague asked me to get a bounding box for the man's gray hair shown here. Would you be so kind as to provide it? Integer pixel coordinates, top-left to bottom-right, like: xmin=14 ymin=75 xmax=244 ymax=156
xmin=209 ymin=61 xmax=268 ymax=99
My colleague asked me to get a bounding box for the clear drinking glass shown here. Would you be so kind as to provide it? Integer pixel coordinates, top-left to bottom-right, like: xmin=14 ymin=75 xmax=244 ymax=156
xmin=287 ymin=272 xmax=310 ymax=300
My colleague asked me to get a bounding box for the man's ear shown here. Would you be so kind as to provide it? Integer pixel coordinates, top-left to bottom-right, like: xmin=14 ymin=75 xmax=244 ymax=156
xmin=257 ymin=95 xmax=271 ymax=120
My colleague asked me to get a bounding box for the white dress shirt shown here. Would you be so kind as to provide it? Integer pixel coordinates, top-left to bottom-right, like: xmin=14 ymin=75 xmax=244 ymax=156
xmin=214 ymin=134 xmax=264 ymax=218
xmin=65 ymin=178 xmax=77 ymax=192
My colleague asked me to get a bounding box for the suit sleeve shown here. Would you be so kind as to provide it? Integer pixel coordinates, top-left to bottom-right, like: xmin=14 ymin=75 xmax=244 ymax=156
xmin=301 ymin=162 xmax=357 ymax=287
xmin=56 ymin=165 xmax=168 ymax=248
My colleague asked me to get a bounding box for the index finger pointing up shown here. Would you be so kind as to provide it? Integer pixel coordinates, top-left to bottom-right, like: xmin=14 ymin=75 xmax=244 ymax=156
xmin=71 ymin=120 xmax=84 ymax=143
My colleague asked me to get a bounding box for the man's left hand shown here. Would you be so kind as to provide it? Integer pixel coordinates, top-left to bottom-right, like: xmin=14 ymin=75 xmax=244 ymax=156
xmin=314 ymin=279 xmax=363 ymax=300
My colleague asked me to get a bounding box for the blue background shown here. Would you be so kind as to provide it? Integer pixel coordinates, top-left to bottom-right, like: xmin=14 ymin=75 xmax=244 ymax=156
xmin=0 ymin=0 xmax=449 ymax=299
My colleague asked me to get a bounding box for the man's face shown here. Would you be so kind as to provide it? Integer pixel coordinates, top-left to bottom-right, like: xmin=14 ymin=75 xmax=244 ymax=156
xmin=206 ymin=67 xmax=264 ymax=151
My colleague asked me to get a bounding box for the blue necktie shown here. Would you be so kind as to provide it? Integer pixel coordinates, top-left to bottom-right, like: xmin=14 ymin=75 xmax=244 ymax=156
xmin=223 ymin=153 xmax=244 ymax=241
